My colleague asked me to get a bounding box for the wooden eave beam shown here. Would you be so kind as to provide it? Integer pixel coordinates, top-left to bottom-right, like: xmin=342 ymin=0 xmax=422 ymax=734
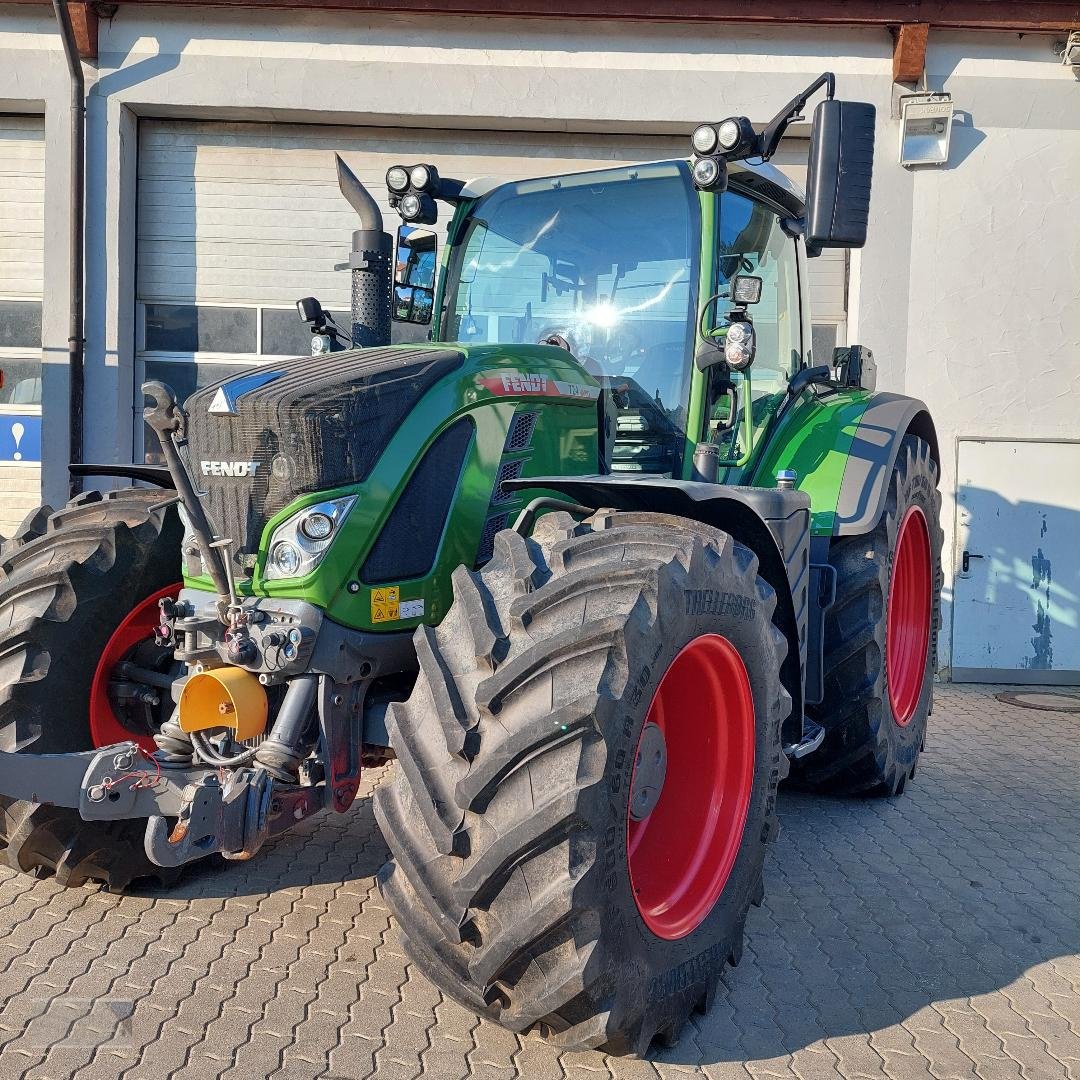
xmin=67 ymin=2 xmax=99 ymax=61
xmin=11 ymin=1 xmax=1080 ymax=34
xmin=893 ymin=22 xmax=930 ymax=82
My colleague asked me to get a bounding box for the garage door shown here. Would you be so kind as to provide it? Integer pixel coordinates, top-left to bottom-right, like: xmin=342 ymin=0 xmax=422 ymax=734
xmin=0 ymin=115 xmax=44 ymax=537
xmin=135 ymin=121 xmax=847 ymax=453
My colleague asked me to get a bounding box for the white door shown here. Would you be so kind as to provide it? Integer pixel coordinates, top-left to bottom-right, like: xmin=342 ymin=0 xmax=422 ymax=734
xmin=952 ymin=439 xmax=1080 ymax=683
xmin=0 ymin=115 xmax=45 ymax=537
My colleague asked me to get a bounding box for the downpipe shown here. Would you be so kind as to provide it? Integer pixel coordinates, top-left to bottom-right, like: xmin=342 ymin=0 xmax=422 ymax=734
xmin=52 ymin=0 xmax=86 ymax=496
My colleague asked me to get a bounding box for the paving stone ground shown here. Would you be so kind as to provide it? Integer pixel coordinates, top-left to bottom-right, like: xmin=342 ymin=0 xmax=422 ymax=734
xmin=2 ymin=683 xmax=1080 ymax=1080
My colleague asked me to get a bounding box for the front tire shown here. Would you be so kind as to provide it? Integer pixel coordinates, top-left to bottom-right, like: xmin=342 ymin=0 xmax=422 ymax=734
xmin=0 ymin=488 xmax=182 ymax=890
xmin=794 ymin=435 xmax=943 ymax=795
xmin=374 ymin=511 xmax=789 ymax=1053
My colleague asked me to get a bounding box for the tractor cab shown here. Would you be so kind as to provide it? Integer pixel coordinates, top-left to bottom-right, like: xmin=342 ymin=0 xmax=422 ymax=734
xmin=384 ymin=73 xmax=875 ymax=484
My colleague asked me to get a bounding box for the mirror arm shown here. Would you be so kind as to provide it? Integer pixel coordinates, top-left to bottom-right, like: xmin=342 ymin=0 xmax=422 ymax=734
xmin=757 ymin=72 xmax=835 ymax=161
xmin=787 ymin=364 xmax=833 ymax=397
xmin=780 ymin=216 xmax=805 ymax=240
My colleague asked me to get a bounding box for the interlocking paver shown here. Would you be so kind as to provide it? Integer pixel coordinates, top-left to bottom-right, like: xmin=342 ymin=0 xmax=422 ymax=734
xmin=0 ymin=687 xmax=1079 ymax=1080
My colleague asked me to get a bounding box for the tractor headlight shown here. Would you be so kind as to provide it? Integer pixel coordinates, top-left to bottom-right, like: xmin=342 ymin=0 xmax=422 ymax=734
xmin=263 ymin=496 xmax=357 ymax=581
xmin=691 ymin=124 xmax=718 ymax=154
xmin=409 ymin=164 xmax=431 ymax=190
xmin=724 ymin=320 xmax=756 ymax=371
xmin=400 ymin=192 xmax=422 ymax=220
xmin=386 ymin=166 xmax=410 ymax=193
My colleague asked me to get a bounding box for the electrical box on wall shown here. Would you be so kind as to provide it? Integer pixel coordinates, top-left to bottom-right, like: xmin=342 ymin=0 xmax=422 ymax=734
xmin=899 ymin=93 xmax=954 ymax=166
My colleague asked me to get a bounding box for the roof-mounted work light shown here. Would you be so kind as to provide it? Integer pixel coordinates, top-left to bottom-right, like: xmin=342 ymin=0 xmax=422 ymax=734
xmin=398 ymin=191 xmax=438 ymax=225
xmin=690 ymin=72 xmax=837 ymax=190
xmin=386 ymin=162 xmax=459 ymax=224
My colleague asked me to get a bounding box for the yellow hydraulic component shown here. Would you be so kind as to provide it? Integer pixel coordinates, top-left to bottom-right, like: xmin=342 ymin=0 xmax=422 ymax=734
xmin=178 ymin=667 xmax=268 ymax=742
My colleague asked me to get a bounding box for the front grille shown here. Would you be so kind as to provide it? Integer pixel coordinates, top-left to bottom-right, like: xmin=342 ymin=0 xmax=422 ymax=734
xmin=359 ymin=418 xmax=475 ymax=585
xmin=492 ymin=459 xmax=524 ymax=504
xmin=477 ymin=513 xmax=509 ymax=565
xmin=505 ymin=411 xmax=538 ymax=452
xmin=182 ymin=346 xmax=463 ymax=572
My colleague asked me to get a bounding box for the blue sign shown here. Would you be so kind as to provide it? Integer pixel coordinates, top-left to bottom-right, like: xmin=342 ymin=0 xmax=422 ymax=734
xmin=0 ymin=414 xmax=42 ymax=463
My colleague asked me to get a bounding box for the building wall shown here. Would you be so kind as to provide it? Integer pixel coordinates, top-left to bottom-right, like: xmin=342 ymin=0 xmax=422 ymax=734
xmin=0 ymin=3 xmax=1076 ymax=673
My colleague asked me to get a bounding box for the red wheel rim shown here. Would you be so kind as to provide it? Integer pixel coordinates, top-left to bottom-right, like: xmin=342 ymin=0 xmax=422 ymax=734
xmin=886 ymin=506 xmax=932 ymax=726
xmin=89 ymin=584 xmax=181 ymax=751
xmin=626 ymin=634 xmax=756 ymax=941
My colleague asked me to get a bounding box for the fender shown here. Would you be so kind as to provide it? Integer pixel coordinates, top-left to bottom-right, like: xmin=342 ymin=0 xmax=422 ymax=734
xmin=833 ymin=392 xmax=938 ymax=536
xmin=69 ymin=463 xmax=176 ymax=489
xmin=750 ymin=389 xmax=937 ymax=538
xmin=506 ymin=474 xmax=811 ymax=748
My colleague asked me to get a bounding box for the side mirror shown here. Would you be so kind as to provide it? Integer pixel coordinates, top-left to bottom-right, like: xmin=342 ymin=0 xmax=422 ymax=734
xmin=805 ymin=99 xmax=875 ymax=252
xmin=393 ymin=226 xmax=437 ymax=325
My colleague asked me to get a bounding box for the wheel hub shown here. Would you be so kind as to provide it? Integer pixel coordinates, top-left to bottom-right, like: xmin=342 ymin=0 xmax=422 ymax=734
xmin=886 ymin=506 xmax=932 ymax=726
xmin=89 ymin=583 xmax=182 ymax=752
xmin=626 ymin=633 xmax=756 ymax=941
xmin=628 ymin=722 xmax=667 ymax=821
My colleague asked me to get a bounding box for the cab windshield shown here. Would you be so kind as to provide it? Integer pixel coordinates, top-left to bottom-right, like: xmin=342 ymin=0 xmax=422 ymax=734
xmin=444 ymin=161 xmax=700 ymax=473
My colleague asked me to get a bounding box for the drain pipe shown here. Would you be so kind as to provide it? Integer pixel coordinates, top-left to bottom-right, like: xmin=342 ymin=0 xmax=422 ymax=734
xmin=335 ymin=155 xmax=392 ymax=348
xmin=52 ymin=0 xmax=85 ymax=494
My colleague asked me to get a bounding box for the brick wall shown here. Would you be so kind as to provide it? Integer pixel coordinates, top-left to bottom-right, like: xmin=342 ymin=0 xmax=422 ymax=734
xmin=0 ymin=463 xmax=41 ymax=538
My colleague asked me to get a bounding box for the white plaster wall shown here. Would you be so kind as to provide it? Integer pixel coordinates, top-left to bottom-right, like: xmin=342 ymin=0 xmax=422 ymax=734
xmin=0 ymin=5 xmax=1077 ymax=672
xmin=908 ymin=32 xmax=1080 ymax=670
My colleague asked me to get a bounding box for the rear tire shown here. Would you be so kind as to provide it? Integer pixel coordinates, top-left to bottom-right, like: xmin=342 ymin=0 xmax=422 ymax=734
xmin=794 ymin=435 xmax=943 ymax=795
xmin=374 ymin=510 xmax=789 ymax=1053
xmin=0 ymin=488 xmax=183 ymax=891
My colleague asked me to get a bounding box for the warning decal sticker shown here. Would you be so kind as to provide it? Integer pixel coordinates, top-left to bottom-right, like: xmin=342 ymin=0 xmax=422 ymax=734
xmin=370 ymin=588 xmax=425 ymax=623
xmin=370 ymin=586 xmax=400 ymax=623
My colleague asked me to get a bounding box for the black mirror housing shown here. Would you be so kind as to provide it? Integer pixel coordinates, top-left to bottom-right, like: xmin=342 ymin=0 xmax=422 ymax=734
xmin=805 ymin=99 xmax=875 ymax=251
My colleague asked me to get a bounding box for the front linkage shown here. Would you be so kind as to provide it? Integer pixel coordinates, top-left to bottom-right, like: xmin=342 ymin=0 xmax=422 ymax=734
xmin=0 ymin=383 xmax=410 ymax=870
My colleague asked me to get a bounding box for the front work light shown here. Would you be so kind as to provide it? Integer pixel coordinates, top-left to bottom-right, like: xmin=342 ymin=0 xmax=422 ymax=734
xmin=386 ymin=166 xmax=410 ymax=193
xmin=716 ymin=116 xmax=756 ymax=156
xmin=410 ymin=163 xmax=440 ymax=192
xmin=692 ymin=155 xmax=727 ymax=191
xmin=691 ymin=124 xmax=718 ymax=155
xmin=732 ymin=274 xmax=763 ymax=305
xmin=724 ymin=320 xmax=756 ymax=371
xmin=398 ymin=190 xmax=438 ymax=225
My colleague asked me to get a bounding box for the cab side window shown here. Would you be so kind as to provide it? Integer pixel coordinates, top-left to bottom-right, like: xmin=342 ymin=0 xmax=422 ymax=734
xmin=716 ymin=190 xmax=802 ymax=386
xmin=706 ymin=191 xmax=802 ymax=455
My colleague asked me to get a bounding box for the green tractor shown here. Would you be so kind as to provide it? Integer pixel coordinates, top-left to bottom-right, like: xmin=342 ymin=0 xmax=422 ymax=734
xmin=0 ymin=76 xmax=941 ymax=1053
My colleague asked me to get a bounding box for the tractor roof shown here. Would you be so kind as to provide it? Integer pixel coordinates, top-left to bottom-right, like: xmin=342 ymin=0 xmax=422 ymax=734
xmin=459 ymin=158 xmax=805 ymax=218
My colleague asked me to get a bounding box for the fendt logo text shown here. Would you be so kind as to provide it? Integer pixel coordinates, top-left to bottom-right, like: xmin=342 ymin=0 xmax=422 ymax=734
xmin=200 ymin=460 xmax=260 ymax=477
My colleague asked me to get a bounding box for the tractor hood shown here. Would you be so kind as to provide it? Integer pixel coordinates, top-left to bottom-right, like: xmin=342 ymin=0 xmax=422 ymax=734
xmin=185 ymin=345 xmax=465 ymax=575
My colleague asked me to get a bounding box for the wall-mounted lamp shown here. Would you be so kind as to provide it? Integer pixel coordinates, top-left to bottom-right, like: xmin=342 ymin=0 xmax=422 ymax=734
xmin=898 ymin=92 xmax=954 ymax=167
xmin=1062 ymin=30 xmax=1080 ymax=66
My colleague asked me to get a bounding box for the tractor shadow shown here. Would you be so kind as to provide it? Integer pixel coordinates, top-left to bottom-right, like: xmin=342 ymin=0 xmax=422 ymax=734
xmin=129 ymin=691 xmax=1080 ymax=1068
xmin=130 ymin=767 xmax=394 ymax=902
xmin=652 ymin=684 xmax=1080 ymax=1065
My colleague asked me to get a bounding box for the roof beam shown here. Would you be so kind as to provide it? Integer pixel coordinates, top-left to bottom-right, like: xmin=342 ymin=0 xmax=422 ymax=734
xmin=892 ymin=22 xmax=930 ymax=82
xmin=8 ymin=0 xmax=1080 ymax=32
xmin=67 ymin=2 xmax=98 ymax=61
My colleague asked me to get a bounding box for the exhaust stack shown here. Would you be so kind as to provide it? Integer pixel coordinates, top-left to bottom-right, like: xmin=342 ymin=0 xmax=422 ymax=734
xmin=336 ymin=155 xmax=393 ymax=348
